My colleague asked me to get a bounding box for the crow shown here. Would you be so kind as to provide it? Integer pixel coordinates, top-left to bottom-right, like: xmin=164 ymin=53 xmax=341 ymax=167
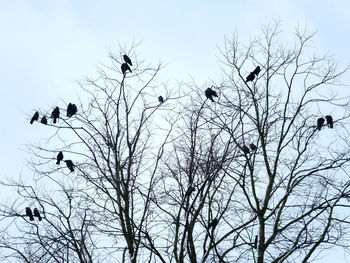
xmin=325 ymin=115 xmax=333 ymax=128
xmin=317 ymin=118 xmax=325 ymax=131
xmin=123 ymin=54 xmax=132 ymax=66
xmin=25 ymin=207 xmax=34 ymax=221
xmin=246 ymin=72 xmax=255 ymax=82
xmin=242 ymin=145 xmax=250 ymax=154
xmin=41 ymin=116 xmax=48 ymax=125
xmin=158 ymin=96 xmax=164 ymax=103
xmin=30 ymin=111 xmax=39 ymax=124
xmin=208 ymin=218 xmax=219 ymax=229
xmin=33 ymin=208 xmax=42 ymax=221
xmin=64 ymin=160 xmax=75 ymax=172
xmin=51 ymin=107 xmax=60 ymax=124
xmin=186 ymin=186 xmax=195 ymax=196
xmin=254 ymin=235 xmax=258 ymax=249
xmin=249 ymin=143 xmax=257 ymax=151
xmin=67 ymin=103 xmax=78 ymax=118
xmin=121 ymin=63 xmax=132 ymax=75
xmin=252 ymin=66 xmax=261 ymax=75
xmin=205 ymin=88 xmax=218 ymax=102
xmin=56 ymin=151 xmax=63 ymax=165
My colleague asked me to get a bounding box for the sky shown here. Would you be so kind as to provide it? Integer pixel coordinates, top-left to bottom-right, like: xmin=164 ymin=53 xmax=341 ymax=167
xmin=1 ymin=1 xmax=350 ymax=262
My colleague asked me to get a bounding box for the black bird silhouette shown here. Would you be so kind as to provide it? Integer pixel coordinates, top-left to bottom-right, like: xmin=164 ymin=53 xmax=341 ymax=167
xmin=186 ymin=186 xmax=195 ymax=196
xmin=249 ymin=143 xmax=257 ymax=151
xmin=25 ymin=207 xmax=34 ymax=221
xmin=325 ymin=115 xmax=333 ymax=128
xmin=208 ymin=218 xmax=219 ymax=229
xmin=317 ymin=118 xmax=325 ymax=131
xmin=30 ymin=111 xmax=39 ymax=124
xmin=123 ymin=54 xmax=132 ymax=66
xmin=56 ymin=151 xmax=63 ymax=165
xmin=246 ymin=72 xmax=255 ymax=82
xmin=205 ymin=88 xmax=218 ymax=102
xmin=121 ymin=63 xmax=132 ymax=75
xmin=242 ymin=145 xmax=250 ymax=154
xmin=158 ymin=96 xmax=164 ymax=103
xmin=51 ymin=107 xmax=60 ymax=124
xmin=252 ymin=66 xmax=261 ymax=75
xmin=64 ymin=160 xmax=75 ymax=172
xmin=254 ymin=235 xmax=258 ymax=249
xmin=33 ymin=208 xmax=42 ymax=221
xmin=41 ymin=116 xmax=47 ymax=125
xmin=67 ymin=103 xmax=78 ymax=118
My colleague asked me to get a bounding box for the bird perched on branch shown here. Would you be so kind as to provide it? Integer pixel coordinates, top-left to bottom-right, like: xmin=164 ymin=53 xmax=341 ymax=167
xmin=252 ymin=66 xmax=261 ymax=76
xmin=208 ymin=218 xmax=219 ymax=229
xmin=246 ymin=72 xmax=255 ymax=82
xmin=33 ymin=208 xmax=42 ymax=221
xmin=41 ymin=116 xmax=47 ymax=125
xmin=249 ymin=143 xmax=257 ymax=151
xmin=121 ymin=63 xmax=132 ymax=75
xmin=158 ymin=96 xmax=164 ymax=103
xmin=123 ymin=54 xmax=132 ymax=66
xmin=186 ymin=186 xmax=195 ymax=196
xmin=30 ymin=111 xmax=39 ymax=124
xmin=205 ymin=87 xmax=218 ymax=102
xmin=25 ymin=207 xmax=34 ymax=221
xmin=317 ymin=118 xmax=325 ymax=131
xmin=325 ymin=115 xmax=333 ymax=128
xmin=64 ymin=160 xmax=75 ymax=172
xmin=51 ymin=107 xmax=60 ymax=124
xmin=56 ymin=151 xmax=63 ymax=165
xmin=242 ymin=145 xmax=250 ymax=154
xmin=67 ymin=103 xmax=78 ymax=118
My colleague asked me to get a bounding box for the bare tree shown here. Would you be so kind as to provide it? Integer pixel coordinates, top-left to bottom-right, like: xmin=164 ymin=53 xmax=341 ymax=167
xmin=1 ymin=22 xmax=350 ymax=263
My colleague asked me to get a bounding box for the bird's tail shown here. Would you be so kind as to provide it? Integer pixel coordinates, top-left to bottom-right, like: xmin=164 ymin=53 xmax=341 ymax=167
xmin=56 ymin=160 xmax=60 ymax=165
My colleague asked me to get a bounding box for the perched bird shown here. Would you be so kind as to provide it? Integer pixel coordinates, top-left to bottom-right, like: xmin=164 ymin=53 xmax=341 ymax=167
xmin=317 ymin=118 xmax=325 ymax=131
xmin=208 ymin=218 xmax=219 ymax=229
xmin=121 ymin=63 xmax=132 ymax=75
xmin=123 ymin=54 xmax=133 ymax=66
xmin=51 ymin=107 xmax=60 ymax=124
xmin=249 ymin=143 xmax=257 ymax=151
xmin=25 ymin=207 xmax=34 ymax=221
xmin=186 ymin=186 xmax=195 ymax=196
xmin=254 ymin=235 xmax=258 ymax=249
xmin=325 ymin=115 xmax=333 ymax=129
xmin=242 ymin=145 xmax=250 ymax=154
xmin=205 ymin=88 xmax=218 ymax=102
xmin=252 ymin=66 xmax=261 ymax=75
xmin=64 ymin=160 xmax=75 ymax=172
xmin=67 ymin=103 xmax=78 ymax=118
xmin=40 ymin=116 xmax=48 ymax=125
xmin=30 ymin=111 xmax=39 ymax=124
xmin=158 ymin=96 xmax=164 ymax=103
xmin=56 ymin=151 xmax=63 ymax=165
xmin=246 ymin=72 xmax=255 ymax=82
xmin=33 ymin=208 xmax=42 ymax=221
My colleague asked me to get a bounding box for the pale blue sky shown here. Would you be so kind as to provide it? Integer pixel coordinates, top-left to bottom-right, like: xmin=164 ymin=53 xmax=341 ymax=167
xmin=0 ymin=1 xmax=350 ymax=262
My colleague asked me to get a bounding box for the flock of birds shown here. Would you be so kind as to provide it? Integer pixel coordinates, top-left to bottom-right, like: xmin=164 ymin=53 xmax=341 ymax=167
xmin=26 ymin=59 xmax=335 ymax=248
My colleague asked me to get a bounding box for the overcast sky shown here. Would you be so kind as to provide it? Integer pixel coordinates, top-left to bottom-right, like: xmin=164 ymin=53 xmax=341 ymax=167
xmin=1 ymin=1 xmax=350 ymax=261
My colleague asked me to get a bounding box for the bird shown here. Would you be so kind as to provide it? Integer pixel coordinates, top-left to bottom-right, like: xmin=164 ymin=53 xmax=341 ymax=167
xmin=254 ymin=235 xmax=258 ymax=249
xmin=25 ymin=207 xmax=34 ymax=221
xmin=64 ymin=160 xmax=75 ymax=172
xmin=56 ymin=151 xmax=63 ymax=165
xmin=123 ymin=54 xmax=132 ymax=66
xmin=158 ymin=96 xmax=164 ymax=103
xmin=252 ymin=66 xmax=261 ymax=75
xmin=30 ymin=111 xmax=39 ymax=124
xmin=205 ymin=88 xmax=218 ymax=102
xmin=242 ymin=145 xmax=250 ymax=154
xmin=325 ymin=115 xmax=333 ymax=128
xmin=33 ymin=208 xmax=42 ymax=221
xmin=51 ymin=107 xmax=60 ymax=124
xmin=317 ymin=118 xmax=325 ymax=131
xmin=40 ymin=116 xmax=48 ymax=125
xmin=246 ymin=72 xmax=255 ymax=82
xmin=249 ymin=143 xmax=257 ymax=151
xmin=208 ymin=218 xmax=219 ymax=229
xmin=186 ymin=186 xmax=195 ymax=196
xmin=121 ymin=63 xmax=132 ymax=75
xmin=67 ymin=103 xmax=78 ymax=118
